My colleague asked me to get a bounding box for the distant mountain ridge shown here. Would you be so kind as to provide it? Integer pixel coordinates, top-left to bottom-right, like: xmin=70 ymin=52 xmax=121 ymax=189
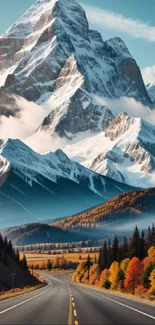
xmin=53 ymin=187 xmax=155 ymax=230
xmin=0 ymin=138 xmax=135 ymax=229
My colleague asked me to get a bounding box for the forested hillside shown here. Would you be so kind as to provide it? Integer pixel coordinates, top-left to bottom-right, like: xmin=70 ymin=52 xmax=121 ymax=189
xmin=4 ymin=223 xmax=87 ymax=246
xmin=53 ymin=188 xmax=155 ymax=230
xmin=0 ymin=234 xmax=39 ymax=290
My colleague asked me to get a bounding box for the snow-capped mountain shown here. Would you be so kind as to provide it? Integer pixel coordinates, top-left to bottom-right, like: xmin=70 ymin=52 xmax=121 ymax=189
xmin=0 ymin=139 xmax=135 ymax=228
xmin=0 ymin=0 xmax=152 ymax=139
xmin=64 ymin=112 xmax=155 ymax=188
xmin=146 ymin=81 xmax=155 ymax=103
xmin=0 ymin=0 xmax=154 ymax=194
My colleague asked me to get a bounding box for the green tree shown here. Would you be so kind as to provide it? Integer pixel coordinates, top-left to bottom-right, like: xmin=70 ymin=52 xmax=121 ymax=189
xmin=47 ymin=259 xmax=52 ymax=271
xmin=21 ymin=254 xmax=28 ymax=270
xmin=112 ymin=236 xmax=120 ymax=262
xmin=142 ymin=263 xmax=155 ymax=289
xmin=129 ymin=225 xmax=140 ymax=258
xmin=85 ymin=255 xmax=91 ymax=281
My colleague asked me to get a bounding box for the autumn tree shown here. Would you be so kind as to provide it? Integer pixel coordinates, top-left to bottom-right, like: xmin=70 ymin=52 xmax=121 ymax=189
xmin=147 ymin=269 xmax=155 ymax=295
xmin=120 ymin=258 xmax=130 ymax=275
xmin=89 ymin=264 xmax=100 ymax=285
xmin=148 ymin=246 xmax=155 ymax=258
xmin=72 ymin=263 xmax=86 ymax=283
xmin=125 ymin=257 xmax=144 ymax=294
xmin=109 ymin=261 xmax=120 ymax=289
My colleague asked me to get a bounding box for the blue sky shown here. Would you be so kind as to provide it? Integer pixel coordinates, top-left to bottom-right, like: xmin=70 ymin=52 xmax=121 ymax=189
xmin=0 ymin=0 xmax=155 ymax=83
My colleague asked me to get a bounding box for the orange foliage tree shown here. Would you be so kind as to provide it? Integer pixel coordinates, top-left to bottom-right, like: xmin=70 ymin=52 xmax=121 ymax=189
xmin=99 ymin=269 xmax=110 ymax=287
xmin=89 ymin=264 xmax=100 ymax=285
xmin=125 ymin=257 xmax=144 ymax=294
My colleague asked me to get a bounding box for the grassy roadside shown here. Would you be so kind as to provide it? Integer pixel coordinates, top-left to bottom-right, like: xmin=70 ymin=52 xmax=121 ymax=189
xmin=0 ymin=283 xmax=46 ymax=302
xmin=0 ymin=273 xmax=46 ymax=302
xmin=74 ymin=281 xmax=155 ymax=306
xmin=62 ymin=269 xmax=155 ymax=306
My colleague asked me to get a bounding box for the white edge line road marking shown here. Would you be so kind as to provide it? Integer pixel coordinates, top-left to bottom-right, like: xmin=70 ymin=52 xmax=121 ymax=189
xmin=0 ymin=286 xmax=52 ymax=315
xmin=94 ymin=291 xmax=155 ymax=320
xmin=64 ymin=278 xmax=155 ymax=321
xmin=77 ymin=282 xmax=154 ymax=308
xmin=0 ymin=284 xmax=48 ymax=305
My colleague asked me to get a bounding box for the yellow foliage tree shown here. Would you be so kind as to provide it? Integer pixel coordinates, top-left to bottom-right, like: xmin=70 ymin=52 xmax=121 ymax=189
xmin=147 ymin=269 xmax=155 ymax=295
xmin=148 ymin=246 xmax=155 ymax=258
xmin=72 ymin=263 xmax=85 ymax=283
xmin=120 ymin=258 xmax=130 ymax=275
xmin=109 ymin=261 xmax=120 ymax=289
xmin=81 ymin=270 xmax=89 ymax=284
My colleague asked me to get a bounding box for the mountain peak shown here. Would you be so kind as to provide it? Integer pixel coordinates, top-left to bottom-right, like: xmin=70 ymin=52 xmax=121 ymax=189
xmin=105 ymin=112 xmax=137 ymax=141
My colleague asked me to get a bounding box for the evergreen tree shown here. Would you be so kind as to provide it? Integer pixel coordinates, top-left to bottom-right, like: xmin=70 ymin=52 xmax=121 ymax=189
xmin=47 ymin=259 xmax=52 ymax=271
xmin=139 ymin=230 xmax=147 ymax=260
xmin=122 ymin=236 xmax=128 ymax=259
xmin=21 ymin=255 xmax=28 ymax=270
xmin=15 ymin=249 xmax=20 ymax=263
xmin=142 ymin=263 xmax=155 ymax=289
xmin=117 ymin=269 xmax=125 ymax=283
xmin=129 ymin=225 xmax=140 ymax=258
xmin=85 ymin=255 xmax=91 ymax=281
xmin=112 ymin=236 xmax=120 ymax=262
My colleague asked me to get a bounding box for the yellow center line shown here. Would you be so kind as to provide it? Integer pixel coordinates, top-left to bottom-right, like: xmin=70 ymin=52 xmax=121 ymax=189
xmin=72 ymin=297 xmax=74 ymax=301
xmin=68 ymin=291 xmax=73 ymax=325
xmin=74 ymin=309 xmax=77 ymax=317
xmin=72 ymin=302 xmax=75 ymax=307
xmin=75 ymin=321 xmax=79 ymax=325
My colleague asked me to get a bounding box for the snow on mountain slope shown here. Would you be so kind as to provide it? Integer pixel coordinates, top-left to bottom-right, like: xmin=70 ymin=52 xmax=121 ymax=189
xmin=0 ymin=138 xmax=135 ymax=198
xmin=146 ymin=81 xmax=155 ymax=103
xmin=0 ymin=138 xmax=136 ymax=228
xmin=0 ymin=0 xmax=154 ymax=192
xmin=64 ymin=112 xmax=155 ymax=188
xmin=0 ymin=0 xmax=151 ymax=141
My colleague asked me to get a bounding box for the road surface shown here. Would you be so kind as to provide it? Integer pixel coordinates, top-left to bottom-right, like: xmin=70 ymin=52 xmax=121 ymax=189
xmin=0 ymin=272 xmax=155 ymax=324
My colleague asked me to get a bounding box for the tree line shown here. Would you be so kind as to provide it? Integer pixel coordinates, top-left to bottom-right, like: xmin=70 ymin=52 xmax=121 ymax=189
xmin=98 ymin=224 xmax=155 ymax=271
xmin=72 ymin=225 xmax=155 ymax=296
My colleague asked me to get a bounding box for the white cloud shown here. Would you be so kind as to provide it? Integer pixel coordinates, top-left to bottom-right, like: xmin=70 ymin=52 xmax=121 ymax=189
xmin=141 ymin=65 xmax=155 ymax=85
xmin=82 ymin=3 xmax=155 ymax=42
xmin=25 ymin=131 xmax=67 ymax=154
xmin=0 ymin=95 xmax=48 ymax=140
xmin=96 ymin=96 xmax=155 ymax=125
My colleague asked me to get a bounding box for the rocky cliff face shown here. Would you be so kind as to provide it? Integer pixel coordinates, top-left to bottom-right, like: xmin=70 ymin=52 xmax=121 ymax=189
xmin=64 ymin=112 xmax=155 ymax=187
xmin=0 ymin=0 xmax=152 ymax=138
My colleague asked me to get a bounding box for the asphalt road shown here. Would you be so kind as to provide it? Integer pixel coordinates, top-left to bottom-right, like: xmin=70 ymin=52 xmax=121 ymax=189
xmin=0 ymin=272 xmax=155 ymax=325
